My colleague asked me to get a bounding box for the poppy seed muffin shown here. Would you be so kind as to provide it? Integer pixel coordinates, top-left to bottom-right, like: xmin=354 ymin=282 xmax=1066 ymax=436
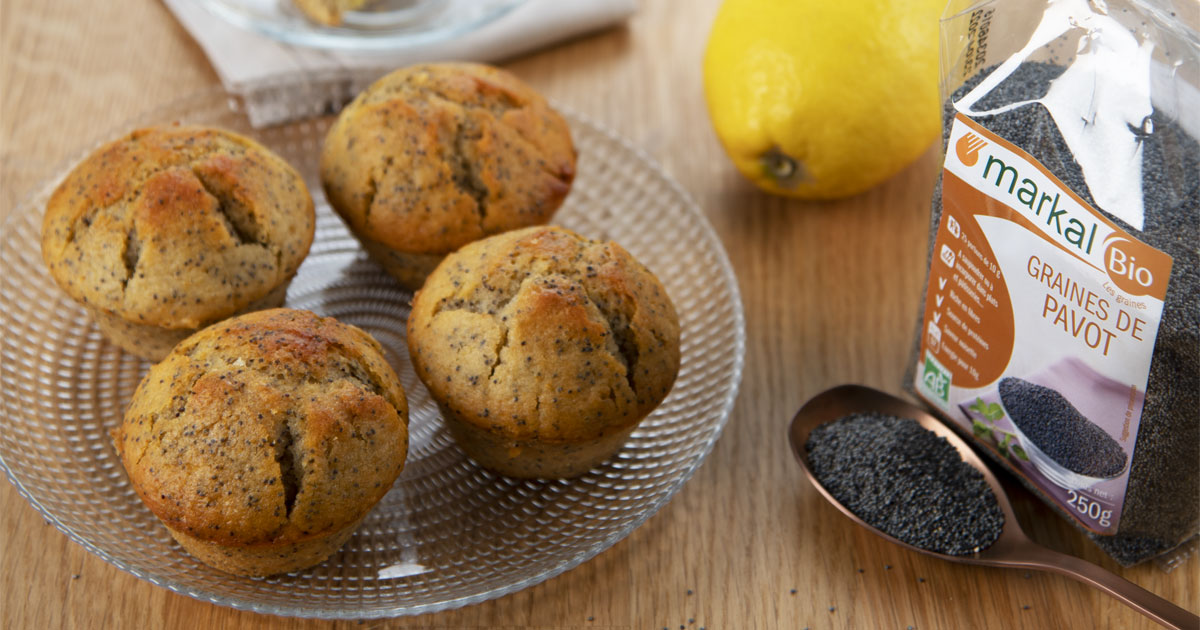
xmin=320 ymin=62 xmax=576 ymax=290
xmin=407 ymin=226 xmax=680 ymax=478
xmin=41 ymin=124 xmax=315 ymax=361
xmin=113 ymin=308 xmax=409 ymax=576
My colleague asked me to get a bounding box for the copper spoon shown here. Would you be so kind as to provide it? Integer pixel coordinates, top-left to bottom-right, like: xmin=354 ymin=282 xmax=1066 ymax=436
xmin=788 ymin=384 xmax=1198 ymax=630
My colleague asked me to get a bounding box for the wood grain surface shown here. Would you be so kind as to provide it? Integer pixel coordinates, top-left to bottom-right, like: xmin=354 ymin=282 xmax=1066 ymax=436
xmin=1 ymin=1 xmax=1196 ymax=629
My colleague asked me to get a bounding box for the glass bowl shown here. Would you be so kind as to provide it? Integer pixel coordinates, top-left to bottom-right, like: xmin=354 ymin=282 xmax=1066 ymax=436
xmin=0 ymin=79 xmax=745 ymax=618
xmin=198 ymin=0 xmax=527 ymax=51
xmin=1005 ymin=420 xmax=1120 ymax=491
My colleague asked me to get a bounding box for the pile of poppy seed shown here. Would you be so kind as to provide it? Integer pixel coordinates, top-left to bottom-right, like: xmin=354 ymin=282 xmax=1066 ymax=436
xmin=999 ymin=377 xmax=1126 ymax=478
xmin=916 ymin=61 xmax=1199 ymax=565
xmin=806 ymin=412 xmax=1004 ymax=556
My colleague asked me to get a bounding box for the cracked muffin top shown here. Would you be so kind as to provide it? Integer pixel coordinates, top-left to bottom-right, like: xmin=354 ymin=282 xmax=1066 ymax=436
xmin=114 ymin=308 xmax=408 ymax=548
xmin=320 ymin=62 xmax=576 ymax=256
xmin=41 ymin=124 xmax=315 ymax=329
xmin=407 ymin=226 xmax=680 ymax=442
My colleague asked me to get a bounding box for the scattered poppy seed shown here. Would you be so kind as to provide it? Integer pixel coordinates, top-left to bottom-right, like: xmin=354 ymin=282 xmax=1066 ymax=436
xmin=71 ymin=574 xmax=80 ymax=579
xmin=918 ymin=577 xmax=925 ymax=583
xmin=687 ymin=589 xmax=694 ymax=596
xmin=829 ymin=606 xmax=836 ymax=613
xmin=688 ymin=619 xmax=695 ymax=625
xmin=790 ymin=588 xmax=797 ymax=594
xmin=885 ymin=564 xmax=892 ymax=570
xmin=1023 ymin=605 xmax=1031 ymax=610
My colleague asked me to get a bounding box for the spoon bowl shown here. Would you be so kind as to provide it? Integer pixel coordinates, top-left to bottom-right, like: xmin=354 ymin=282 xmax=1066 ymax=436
xmin=788 ymin=385 xmax=1197 ymax=630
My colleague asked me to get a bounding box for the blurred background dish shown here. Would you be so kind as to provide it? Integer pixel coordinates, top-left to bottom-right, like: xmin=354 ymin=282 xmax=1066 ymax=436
xmin=198 ymin=0 xmax=526 ymax=51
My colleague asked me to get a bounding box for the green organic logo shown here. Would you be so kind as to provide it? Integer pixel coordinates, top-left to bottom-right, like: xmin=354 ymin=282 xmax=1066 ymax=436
xmin=922 ymin=355 xmax=951 ymax=403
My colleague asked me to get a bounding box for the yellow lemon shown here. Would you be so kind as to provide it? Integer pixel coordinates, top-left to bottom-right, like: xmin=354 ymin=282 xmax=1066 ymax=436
xmin=703 ymin=0 xmax=943 ymax=199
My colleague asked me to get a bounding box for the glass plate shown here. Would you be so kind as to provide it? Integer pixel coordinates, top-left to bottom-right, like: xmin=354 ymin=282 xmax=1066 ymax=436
xmin=0 ymin=79 xmax=745 ymax=618
xmin=199 ymin=0 xmax=527 ymax=51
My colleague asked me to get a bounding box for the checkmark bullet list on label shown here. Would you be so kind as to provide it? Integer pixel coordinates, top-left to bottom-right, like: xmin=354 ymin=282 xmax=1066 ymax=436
xmin=930 ymin=277 xmax=946 ymax=329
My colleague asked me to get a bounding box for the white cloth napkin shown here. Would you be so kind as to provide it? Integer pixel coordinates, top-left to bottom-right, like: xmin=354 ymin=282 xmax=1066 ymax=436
xmin=164 ymin=0 xmax=636 ymax=126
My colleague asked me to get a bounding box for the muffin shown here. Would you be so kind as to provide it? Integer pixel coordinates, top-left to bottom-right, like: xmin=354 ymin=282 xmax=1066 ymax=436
xmin=291 ymin=0 xmax=371 ymax=26
xmin=41 ymin=124 xmax=315 ymax=361
xmin=113 ymin=308 xmax=409 ymax=577
xmin=407 ymin=226 xmax=680 ymax=478
xmin=321 ymin=62 xmax=576 ymax=290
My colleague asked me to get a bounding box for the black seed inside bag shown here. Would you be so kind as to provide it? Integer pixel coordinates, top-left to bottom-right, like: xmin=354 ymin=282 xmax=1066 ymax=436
xmin=806 ymin=412 xmax=1004 ymax=556
xmin=916 ymin=61 xmax=1199 ymax=566
xmin=999 ymin=377 xmax=1127 ymax=478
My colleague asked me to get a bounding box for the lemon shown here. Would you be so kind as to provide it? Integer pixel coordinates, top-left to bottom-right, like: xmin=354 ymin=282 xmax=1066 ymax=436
xmin=703 ymin=0 xmax=943 ymax=199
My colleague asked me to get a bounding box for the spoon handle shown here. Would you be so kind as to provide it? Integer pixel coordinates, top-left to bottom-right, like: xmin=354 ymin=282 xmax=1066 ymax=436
xmin=1019 ymin=547 xmax=1198 ymax=630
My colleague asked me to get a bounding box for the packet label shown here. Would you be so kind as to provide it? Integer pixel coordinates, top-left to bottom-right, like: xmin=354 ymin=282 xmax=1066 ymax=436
xmin=914 ymin=114 xmax=1173 ymax=535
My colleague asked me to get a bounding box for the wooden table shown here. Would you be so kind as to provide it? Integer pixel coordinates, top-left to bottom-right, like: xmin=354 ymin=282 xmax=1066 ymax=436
xmin=2 ymin=1 xmax=1196 ymax=628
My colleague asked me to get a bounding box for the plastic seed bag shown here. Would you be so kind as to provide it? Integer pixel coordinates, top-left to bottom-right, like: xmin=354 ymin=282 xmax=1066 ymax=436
xmin=908 ymin=0 xmax=1198 ymax=566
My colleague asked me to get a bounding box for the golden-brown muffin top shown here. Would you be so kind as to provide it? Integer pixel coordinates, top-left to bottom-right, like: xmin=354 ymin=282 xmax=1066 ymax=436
xmin=42 ymin=125 xmax=315 ymax=329
xmin=320 ymin=62 xmax=576 ymax=256
xmin=114 ymin=308 xmax=408 ymax=548
xmin=407 ymin=226 xmax=680 ymax=443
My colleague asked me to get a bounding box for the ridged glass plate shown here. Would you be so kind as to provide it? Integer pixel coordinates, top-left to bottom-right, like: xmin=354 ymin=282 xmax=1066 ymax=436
xmin=199 ymin=0 xmax=526 ymax=51
xmin=0 ymin=80 xmax=745 ymax=618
